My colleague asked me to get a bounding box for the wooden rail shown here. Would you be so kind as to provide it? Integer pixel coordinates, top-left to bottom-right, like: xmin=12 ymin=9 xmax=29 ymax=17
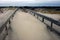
xmin=0 ymin=8 xmax=19 ymax=40
xmin=24 ymin=8 xmax=60 ymax=36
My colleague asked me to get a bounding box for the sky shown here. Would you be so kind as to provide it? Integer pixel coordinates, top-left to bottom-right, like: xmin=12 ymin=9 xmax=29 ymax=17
xmin=0 ymin=0 xmax=60 ymax=6
xmin=0 ymin=0 xmax=60 ymax=3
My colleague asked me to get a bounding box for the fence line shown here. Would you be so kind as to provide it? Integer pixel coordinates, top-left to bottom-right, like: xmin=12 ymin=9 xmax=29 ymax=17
xmin=24 ymin=8 xmax=60 ymax=36
xmin=0 ymin=8 xmax=19 ymax=40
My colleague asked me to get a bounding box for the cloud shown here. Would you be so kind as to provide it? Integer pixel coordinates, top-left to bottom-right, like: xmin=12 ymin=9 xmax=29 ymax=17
xmin=0 ymin=0 xmax=60 ymax=6
xmin=0 ymin=0 xmax=35 ymax=3
xmin=0 ymin=0 xmax=60 ymax=3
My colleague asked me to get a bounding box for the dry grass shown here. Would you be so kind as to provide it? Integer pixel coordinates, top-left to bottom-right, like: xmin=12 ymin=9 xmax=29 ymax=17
xmin=34 ymin=9 xmax=60 ymax=14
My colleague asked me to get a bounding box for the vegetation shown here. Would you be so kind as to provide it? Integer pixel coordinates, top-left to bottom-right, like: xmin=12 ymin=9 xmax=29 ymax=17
xmin=34 ymin=8 xmax=60 ymax=14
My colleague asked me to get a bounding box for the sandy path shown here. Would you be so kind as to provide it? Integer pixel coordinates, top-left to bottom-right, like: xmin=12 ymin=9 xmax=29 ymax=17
xmin=10 ymin=10 xmax=56 ymax=40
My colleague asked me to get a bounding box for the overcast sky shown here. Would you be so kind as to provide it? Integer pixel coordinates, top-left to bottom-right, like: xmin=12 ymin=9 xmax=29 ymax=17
xmin=0 ymin=0 xmax=60 ymax=6
xmin=0 ymin=0 xmax=60 ymax=3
